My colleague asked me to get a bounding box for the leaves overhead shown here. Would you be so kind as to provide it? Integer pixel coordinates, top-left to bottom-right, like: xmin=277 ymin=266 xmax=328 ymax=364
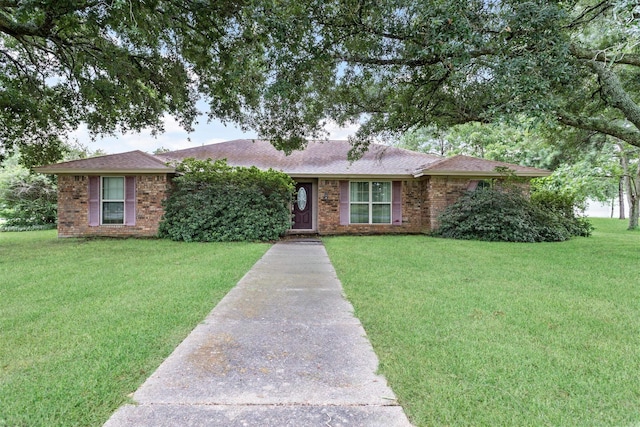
xmin=2 ymin=0 xmax=640 ymax=166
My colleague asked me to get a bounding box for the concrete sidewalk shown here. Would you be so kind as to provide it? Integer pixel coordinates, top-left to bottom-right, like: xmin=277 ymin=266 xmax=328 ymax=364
xmin=104 ymin=240 xmax=412 ymax=427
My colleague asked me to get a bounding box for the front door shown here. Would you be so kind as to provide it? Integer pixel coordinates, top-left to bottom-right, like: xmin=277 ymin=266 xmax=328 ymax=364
xmin=292 ymin=183 xmax=313 ymax=229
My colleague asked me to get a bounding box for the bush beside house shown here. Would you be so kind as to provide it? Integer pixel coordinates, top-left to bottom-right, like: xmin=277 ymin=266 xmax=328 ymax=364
xmin=434 ymin=186 xmax=592 ymax=242
xmin=158 ymin=158 xmax=295 ymax=242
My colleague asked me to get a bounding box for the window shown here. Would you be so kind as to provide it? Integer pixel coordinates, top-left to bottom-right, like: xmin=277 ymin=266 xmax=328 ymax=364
xmin=102 ymin=177 xmax=125 ymax=224
xmin=88 ymin=176 xmax=135 ymax=227
xmin=467 ymin=179 xmax=492 ymax=192
xmin=350 ymin=181 xmax=392 ymax=224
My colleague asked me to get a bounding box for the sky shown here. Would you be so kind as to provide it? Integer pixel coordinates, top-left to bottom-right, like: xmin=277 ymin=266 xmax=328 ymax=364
xmin=76 ymin=112 xmax=360 ymax=155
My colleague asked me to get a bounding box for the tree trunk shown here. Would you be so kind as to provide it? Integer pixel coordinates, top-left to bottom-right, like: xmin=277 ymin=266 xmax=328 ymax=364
xmin=617 ymin=143 xmax=638 ymax=229
xmin=619 ymin=175 xmax=625 ymax=219
xmin=628 ymin=166 xmax=640 ymax=230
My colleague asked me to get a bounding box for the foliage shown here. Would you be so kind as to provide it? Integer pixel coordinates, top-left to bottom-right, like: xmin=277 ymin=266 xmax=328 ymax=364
xmin=399 ymin=120 xmax=557 ymax=169
xmin=159 ymin=159 xmax=295 ymax=242
xmin=324 ymin=219 xmax=640 ymax=426
xmin=5 ymin=1 xmax=640 ymax=167
xmin=0 ymin=167 xmax=56 ymax=228
xmin=0 ymin=223 xmax=56 ymax=232
xmin=399 ymin=120 xmax=638 ymax=225
xmin=190 ymin=0 xmax=640 ymax=156
xmin=0 ymin=145 xmax=107 ymax=229
xmin=530 ymin=189 xmax=594 ymax=238
xmin=434 ymin=186 xmax=591 ymax=242
xmin=0 ymin=1 xmax=202 ymax=167
xmin=0 ymin=230 xmax=268 ymax=426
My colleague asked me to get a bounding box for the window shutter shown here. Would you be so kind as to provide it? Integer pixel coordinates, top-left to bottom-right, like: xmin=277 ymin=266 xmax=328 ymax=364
xmin=339 ymin=180 xmax=349 ymax=225
xmin=88 ymin=176 xmax=100 ymax=226
xmin=467 ymin=180 xmax=479 ymax=191
xmin=125 ymin=176 xmax=136 ymax=226
xmin=392 ymin=181 xmax=402 ymax=225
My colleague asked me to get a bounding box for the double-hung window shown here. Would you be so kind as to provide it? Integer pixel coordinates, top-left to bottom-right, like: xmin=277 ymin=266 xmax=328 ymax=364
xmin=350 ymin=181 xmax=392 ymax=224
xmin=102 ymin=177 xmax=125 ymax=224
xmin=88 ymin=176 xmax=135 ymax=227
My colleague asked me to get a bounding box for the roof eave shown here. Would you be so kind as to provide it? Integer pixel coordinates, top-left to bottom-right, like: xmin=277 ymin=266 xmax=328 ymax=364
xmin=415 ymin=170 xmax=551 ymax=178
xmin=288 ymin=173 xmax=416 ymax=179
xmin=34 ymin=167 xmax=175 ymax=174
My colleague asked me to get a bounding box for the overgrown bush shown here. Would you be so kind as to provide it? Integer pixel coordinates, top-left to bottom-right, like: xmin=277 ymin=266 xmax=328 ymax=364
xmin=0 ymin=172 xmax=57 ymax=228
xmin=530 ymin=189 xmax=593 ymax=238
xmin=159 ymin=158 xmax=295 ymax=242
xmin=433 ymin=186 xmax=592 ymax=242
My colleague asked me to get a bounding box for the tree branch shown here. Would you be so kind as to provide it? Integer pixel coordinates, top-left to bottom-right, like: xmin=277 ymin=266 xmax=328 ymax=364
xmin=571 ymin=45 xmax=640 ymax=67
xmin=558 ymin=113 xmax=640 ymax=149
xmin=337 ymin=48 xmax=493 ymax=67
xmin=581 ymin=60 xmax=640 ymax=130
xmin=565 ymin=1 xmax=613 ymax=29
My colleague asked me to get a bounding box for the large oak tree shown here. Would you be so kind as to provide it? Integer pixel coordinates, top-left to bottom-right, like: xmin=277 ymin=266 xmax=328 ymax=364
xmin=2 ymin=0 xmax=640 ymax=165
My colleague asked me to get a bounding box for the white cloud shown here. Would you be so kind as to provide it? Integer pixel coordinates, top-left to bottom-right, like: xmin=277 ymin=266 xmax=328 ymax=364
xmin=69 ymin=115 xmax=360 ymax=155
xmin=71 ymin=116 xmax=256 ymax=154
xmin=323 ymin=120 xmax=360 ymax=140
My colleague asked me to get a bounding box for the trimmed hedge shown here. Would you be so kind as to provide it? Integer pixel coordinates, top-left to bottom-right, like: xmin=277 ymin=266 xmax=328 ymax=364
xmin=433 ymin=186 xmax=592 ymax=242
xmin=158 ymin=158 xmax=295 ymax=242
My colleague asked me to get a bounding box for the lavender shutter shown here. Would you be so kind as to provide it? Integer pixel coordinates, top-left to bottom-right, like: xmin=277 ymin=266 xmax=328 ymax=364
xmin=125 ymin=176 xmax=136 ymax=226
xmin=339 ymin=180 xmax=349 ymax=225
xmin=88 ymin=176 xmax=100 ymax=226
xmin=392 ymin=181 xmax=402 ymax=225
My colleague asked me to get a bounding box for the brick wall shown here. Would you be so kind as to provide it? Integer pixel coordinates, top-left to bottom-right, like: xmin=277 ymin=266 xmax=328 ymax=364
xmin=426 ymin=176 xmax=532 ymax=230
xmin=427 ymin=176 xmax=470 ymax=231
xmin=57 ymin=174 xmax=170 ymax=238
xmin=316 ymin=179 xmax=429 ymax=235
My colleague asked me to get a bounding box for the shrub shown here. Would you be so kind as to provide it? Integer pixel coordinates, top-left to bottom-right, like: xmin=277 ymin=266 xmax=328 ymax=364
xmin=433 ymin=186 xmax=591 ymax=242
xmin=158 ymin=158 xmax=295 ymax=242
xmin=530 ymin=189 xmax=593 ymax=238
xmin=0 ymin=172 xmax=57 ymax=228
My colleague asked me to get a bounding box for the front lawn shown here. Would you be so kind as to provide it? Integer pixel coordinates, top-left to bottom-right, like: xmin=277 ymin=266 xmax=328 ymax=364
xmin=324 ymin=219 xmax=640 ymax=426
xmin=0 ymin=231 xmax=269 ymax=427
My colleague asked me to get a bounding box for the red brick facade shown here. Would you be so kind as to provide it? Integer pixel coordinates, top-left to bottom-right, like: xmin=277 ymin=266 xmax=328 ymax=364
xmin=316 ymin=179 xmax=430 ymax=235
xmin=56 ymin=174 xmax=171 ymax=238
xmin=313 ymin=176 xmax=530 ymax=235
xmin=55 ymin=173 xmax=530 ymax=238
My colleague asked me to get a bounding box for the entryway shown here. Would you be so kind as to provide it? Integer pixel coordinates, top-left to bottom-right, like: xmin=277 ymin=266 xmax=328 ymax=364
xmin=292 ymin=182 xmax=313 ymax=230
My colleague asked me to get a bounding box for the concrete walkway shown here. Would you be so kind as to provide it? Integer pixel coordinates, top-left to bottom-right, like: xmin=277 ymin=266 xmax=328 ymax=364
xmin=104 ymin=240 xmax=412 ymax=427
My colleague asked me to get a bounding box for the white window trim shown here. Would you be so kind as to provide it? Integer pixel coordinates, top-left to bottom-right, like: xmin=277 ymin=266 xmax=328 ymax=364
xmin=349 ymin=181 xmax=393 ymax=224
xmin=101 ymin=176 xmax=125 ymax=225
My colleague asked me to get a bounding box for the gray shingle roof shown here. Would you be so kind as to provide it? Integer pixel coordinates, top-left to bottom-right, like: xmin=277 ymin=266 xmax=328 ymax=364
xmin=35 ymin=150 xmax=174 ymax=174
xmin=419 ymin=154 xmax=550 ymax=177
xmin=36 ymin=140 xmax=550 ymax=178
xmin=157 ymin=139 xmax=443 ymax=177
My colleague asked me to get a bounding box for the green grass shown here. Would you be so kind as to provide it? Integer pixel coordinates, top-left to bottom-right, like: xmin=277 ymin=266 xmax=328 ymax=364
xmin=324 ymin=219 xmax=640 ymax=426
xmin=0 ymin=231 xmax=269 ymax=427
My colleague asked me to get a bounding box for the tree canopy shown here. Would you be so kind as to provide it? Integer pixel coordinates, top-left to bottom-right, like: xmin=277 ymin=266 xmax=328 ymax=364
xmin=2 ymin=0 xmax=640 ymax=166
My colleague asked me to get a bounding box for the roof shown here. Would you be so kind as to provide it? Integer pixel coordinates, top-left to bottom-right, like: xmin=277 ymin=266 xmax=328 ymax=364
xmin=156 ymin=139 xmax=443 ymax=178
xmin=418 ymin=155 xmax=550 ymax=177
xmin=36 ymin=139 xmax=550 ymax=178
xmin=35 ymin=150 xmax=175 ymax=174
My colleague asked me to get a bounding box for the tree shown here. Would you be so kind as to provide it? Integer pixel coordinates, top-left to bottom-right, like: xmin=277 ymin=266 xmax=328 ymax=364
xmin=399 ymin=119 xmax=640 ymax=227
xmin=4 ymin=1 xmax=640 ymax=168
xmin=0 ymin=144 xmax=108 ymax=229
xmin=617 ymin=142 xmax=640 ymax=228
xmin=0 ymin=1 xmax=245 ymax=167
xmin=0 ymin=162 xmax=56 ymax=229
xmin=398 ymin=119 xmax=558 ymax=168
xmin=206 ymin=0 xmax=640 ymax=158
